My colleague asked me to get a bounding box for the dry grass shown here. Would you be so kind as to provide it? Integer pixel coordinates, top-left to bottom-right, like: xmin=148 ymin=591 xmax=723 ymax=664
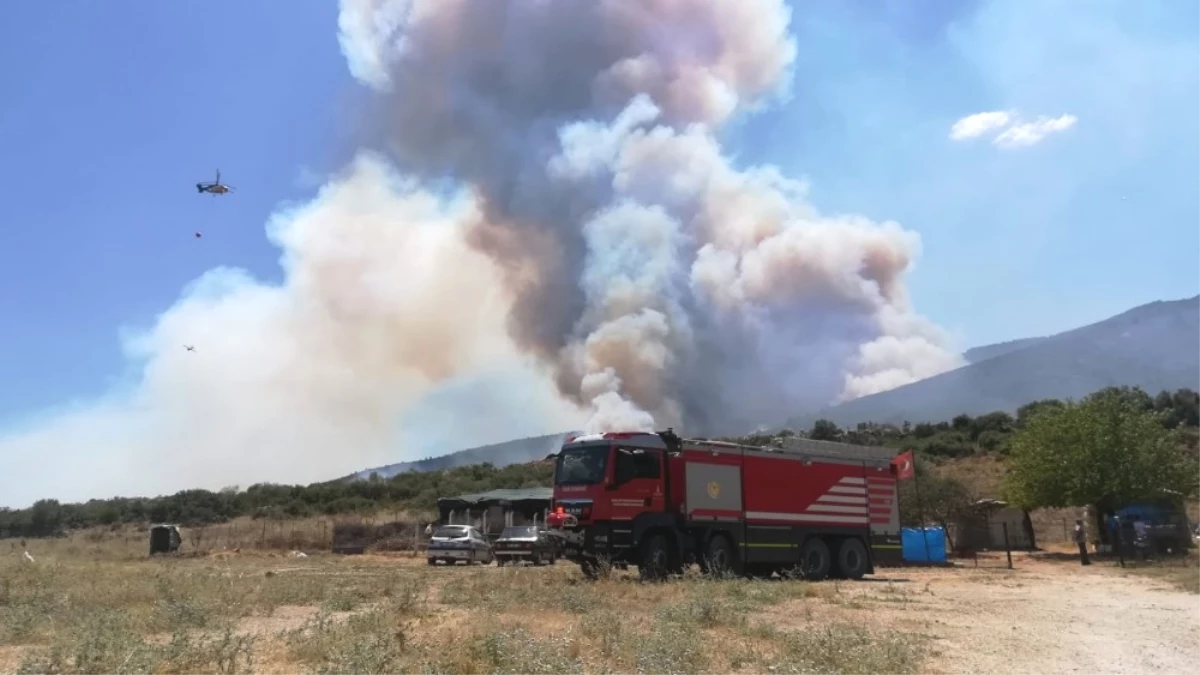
xmin=3 ymin=514 xmax=434 ymax=563
xmin=1 ymin=533 xmax=927 ymax=675
xmin=1118 ymin=548 xmax=1200 ymax=594
xmin=934 ymin=454 xmax=1005 ymax=498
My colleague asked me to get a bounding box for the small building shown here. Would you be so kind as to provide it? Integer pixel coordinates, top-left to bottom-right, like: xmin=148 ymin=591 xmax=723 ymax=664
xmin=149 ymin=523 xmax=182 ymax=555
xmin=437 ymin=488 xmax=553 ymax=538
xmin=952 ymin=499 xmax=1037 ymax=553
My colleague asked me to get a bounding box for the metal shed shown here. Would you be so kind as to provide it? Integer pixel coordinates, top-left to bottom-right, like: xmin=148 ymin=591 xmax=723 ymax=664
xmin=437 ymin=488 xmax=553 ymax=538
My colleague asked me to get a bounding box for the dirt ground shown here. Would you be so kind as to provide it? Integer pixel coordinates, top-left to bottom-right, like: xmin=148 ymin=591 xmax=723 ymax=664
xmin=831 ymin=553 xmax=1199 ymax=675
xmin=1 ymin=544 xmax=1196 ymax=674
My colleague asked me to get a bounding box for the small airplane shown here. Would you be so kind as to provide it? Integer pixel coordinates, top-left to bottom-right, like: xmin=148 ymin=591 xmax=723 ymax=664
xmin=184 ymin=345 xmax=196 ymax=352
xmin=196 ymin=170 xmax=234 ymax=195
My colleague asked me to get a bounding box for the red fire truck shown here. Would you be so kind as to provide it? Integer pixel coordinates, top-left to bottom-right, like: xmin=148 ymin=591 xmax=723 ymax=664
xmin=545 ymin=428 xmax=903 ymax=581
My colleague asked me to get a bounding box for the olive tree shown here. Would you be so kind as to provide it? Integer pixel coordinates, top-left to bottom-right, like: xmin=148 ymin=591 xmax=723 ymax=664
xmin=1003 ymin=388 xmax=1198 ymax=541
xmin=898 ymin=459 xmax=974 ymax=549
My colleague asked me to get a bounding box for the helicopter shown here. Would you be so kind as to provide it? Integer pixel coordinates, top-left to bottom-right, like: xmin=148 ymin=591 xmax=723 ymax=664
xmin=196 ymin=170 xmax=234 ymax=195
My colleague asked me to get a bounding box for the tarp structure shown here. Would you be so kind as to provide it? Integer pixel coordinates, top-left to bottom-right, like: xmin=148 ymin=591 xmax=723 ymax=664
xmin=436 ymin=488 xmax=554 ymax=536
xmin=952 ymin=499 xmax=1037 ymax=552
xmin=436 ymin=487 xmax=553 ymax=511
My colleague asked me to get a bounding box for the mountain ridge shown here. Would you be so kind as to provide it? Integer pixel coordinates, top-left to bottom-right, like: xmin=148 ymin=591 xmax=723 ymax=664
xmin=347 ymin=294 xmax=1200 ymax=478
xmin=346 ymin=431 xmax=574 ymax=481
xmin=788 ymin=294 xmax=1200 ymax=428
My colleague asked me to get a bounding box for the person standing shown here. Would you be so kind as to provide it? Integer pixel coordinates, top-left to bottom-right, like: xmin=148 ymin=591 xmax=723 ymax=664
xmin=1132 ymin=515 xmax=1149 ymax=561
xmin=1074 ymin=519 xmax=1091 ymax=565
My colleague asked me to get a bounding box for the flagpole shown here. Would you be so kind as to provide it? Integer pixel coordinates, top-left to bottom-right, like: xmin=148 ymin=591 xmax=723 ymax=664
xmin=912 ymin=454 xmax=931 ymax=563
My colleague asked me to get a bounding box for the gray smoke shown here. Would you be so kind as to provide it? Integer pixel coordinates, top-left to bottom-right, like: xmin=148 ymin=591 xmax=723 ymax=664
xmin=338 ymin=0 xmax=963 ymax=435
xmin=0 ymin=0 xmax=962 ymax=508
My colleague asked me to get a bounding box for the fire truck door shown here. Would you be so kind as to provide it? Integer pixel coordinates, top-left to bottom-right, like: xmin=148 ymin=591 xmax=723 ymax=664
xmin=609 ymin=447 xmax=665 ymax=520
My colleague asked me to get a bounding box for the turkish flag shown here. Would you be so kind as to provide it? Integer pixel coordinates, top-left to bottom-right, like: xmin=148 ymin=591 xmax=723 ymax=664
xmin=891 ymin=449 xmax=915 ymax=480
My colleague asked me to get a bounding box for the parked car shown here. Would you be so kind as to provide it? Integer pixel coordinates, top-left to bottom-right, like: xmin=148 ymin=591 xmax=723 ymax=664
xmin=426 ymin=525 xmax=494 ymax=566
xmin=541 ymin=528 xmax=568 ymax=560
xmin=493 ymin=525 xmax=557 ymax=566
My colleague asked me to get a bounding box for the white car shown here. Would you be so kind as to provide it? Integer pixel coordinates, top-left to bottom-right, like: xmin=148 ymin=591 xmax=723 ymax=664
xmin=426 ymin=524 xmax=494 ymax=566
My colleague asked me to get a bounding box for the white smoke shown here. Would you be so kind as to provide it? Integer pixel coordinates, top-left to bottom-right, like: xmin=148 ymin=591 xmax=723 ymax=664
xmin=0 ymin=154 xmax=586 ymax=507
xmin=337 ymin=0 xmax=964 ymax=435
xmin=0 ymin=0 xmax=963 ymax=506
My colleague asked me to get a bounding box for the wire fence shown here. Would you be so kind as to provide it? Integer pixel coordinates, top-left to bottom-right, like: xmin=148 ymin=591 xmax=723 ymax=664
xmin=950 ymin=521 xmax=1015 ymax=569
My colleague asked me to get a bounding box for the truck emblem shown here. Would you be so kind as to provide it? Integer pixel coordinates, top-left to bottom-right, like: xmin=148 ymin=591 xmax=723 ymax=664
xmin=707 ymin=481 xmax=720 ymax=499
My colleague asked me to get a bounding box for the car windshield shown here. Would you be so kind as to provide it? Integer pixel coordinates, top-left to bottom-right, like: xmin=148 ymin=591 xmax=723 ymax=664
xmin=555 ymin=444 xmax=609 ymax=486
xmin=433 ymin=526 xmax=469 ymax=539
xmin=501 ymin=526 xmax=538 ymax=539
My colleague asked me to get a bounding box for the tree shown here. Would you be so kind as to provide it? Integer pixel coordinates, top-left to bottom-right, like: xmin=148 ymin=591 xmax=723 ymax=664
xmin=898 ymin=459 xmax=973 ymax=549
xmin=809 ymin=419 xmax=842 ymax=441
xmin=899 ymin=474 xmax=972 ymax=527
xmin=1016 ymin=399 xmax=1065 ymax=428
xmin=28 ymin=499 xmax=63 ymax=537
xmin=1004 ymin=388 xmax=1198 ymax=542
xmin=969 ymin=411 xmax=1014 ymax=440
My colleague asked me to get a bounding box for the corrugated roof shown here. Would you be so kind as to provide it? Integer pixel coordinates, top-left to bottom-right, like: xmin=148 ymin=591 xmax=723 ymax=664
xmin=437 ymin=487 xmax=553 ymax=506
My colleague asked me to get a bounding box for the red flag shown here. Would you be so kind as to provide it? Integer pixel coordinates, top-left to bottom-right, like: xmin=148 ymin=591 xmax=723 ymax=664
xmin=891 ymin=449 xmax=915 ymax=480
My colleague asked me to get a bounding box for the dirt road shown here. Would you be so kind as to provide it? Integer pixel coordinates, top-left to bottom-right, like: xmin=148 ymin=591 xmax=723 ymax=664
xmin=813 ymin=554 xmax=1199 ymax=675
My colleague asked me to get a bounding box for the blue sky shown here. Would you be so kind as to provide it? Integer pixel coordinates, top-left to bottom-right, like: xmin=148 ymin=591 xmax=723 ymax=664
xmin=0 ymin=1 xmax=352 ymax=417
xmin=747 ymin=0 xmax=1199 ymax=345
xmin=0 ymin=0 xmax=1196 ymax=498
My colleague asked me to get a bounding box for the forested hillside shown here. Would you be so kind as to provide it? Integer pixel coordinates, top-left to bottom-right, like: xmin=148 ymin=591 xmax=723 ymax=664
xmin=2 ymin=386 xmax=1195 ymax=539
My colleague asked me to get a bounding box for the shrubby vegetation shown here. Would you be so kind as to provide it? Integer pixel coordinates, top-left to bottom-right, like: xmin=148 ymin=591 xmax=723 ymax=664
xmin=0 ymin=461 xmax=553 ymax=539
xmin=1005 ymin=387 xmax=1199 ymax=532
xmin=1 ymin=386 xmax=1194 ymax=539
xmin=771 ymin=386 xmax=1198 ymax=460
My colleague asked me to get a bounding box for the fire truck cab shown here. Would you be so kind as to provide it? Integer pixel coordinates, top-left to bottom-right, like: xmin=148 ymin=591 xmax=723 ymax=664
xmin=546 ymin=428 xmax=903 ymax=581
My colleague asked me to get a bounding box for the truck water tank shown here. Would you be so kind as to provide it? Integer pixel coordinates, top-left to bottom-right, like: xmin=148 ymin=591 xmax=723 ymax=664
xmin=901 ymin=527 xmax=947 ymax=563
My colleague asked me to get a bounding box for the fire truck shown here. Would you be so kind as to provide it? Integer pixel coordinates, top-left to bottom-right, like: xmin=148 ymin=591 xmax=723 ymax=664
xmin=545 ymin=428 xmax=903 ymax=581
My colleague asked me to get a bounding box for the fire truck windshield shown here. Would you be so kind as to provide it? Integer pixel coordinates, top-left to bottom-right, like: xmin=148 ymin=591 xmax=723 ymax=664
xmin=554 ymin=444 xmax=609 ymax=486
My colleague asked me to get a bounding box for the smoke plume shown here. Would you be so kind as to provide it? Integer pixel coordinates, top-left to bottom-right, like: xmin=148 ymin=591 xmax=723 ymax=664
xmin=0 ymin=155 xmax=585 ymax=507
xmin=338 ymin=0 xmax=963 ymax=432
xmin=0 ymin=0 xmax=961 ymax=506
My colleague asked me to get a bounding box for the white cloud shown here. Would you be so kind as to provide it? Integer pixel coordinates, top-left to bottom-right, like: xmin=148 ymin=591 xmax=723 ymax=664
xmin=992 ymin=114 xmax=1078 ymax=148
xmin=949 ymin=109 xmax=1078 ymax=149
xmin=949 ymin=110 xmax=1013 ymax=140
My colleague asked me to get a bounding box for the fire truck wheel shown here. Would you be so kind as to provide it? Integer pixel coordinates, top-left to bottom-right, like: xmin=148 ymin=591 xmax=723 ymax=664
xmin=639 ymin=533 xmax=670 ymax=582
xmin=835 ymin=538 xmax=868 ymax=580
xmin=704 ymin=534 xmax=740 ymax=577
xmin=799 ymin=538 xmax=831 ymax=581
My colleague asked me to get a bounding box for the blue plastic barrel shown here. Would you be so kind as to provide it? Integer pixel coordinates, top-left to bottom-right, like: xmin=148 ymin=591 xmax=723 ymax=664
xmin=901 ymin=526 xmax=947 ymax=563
